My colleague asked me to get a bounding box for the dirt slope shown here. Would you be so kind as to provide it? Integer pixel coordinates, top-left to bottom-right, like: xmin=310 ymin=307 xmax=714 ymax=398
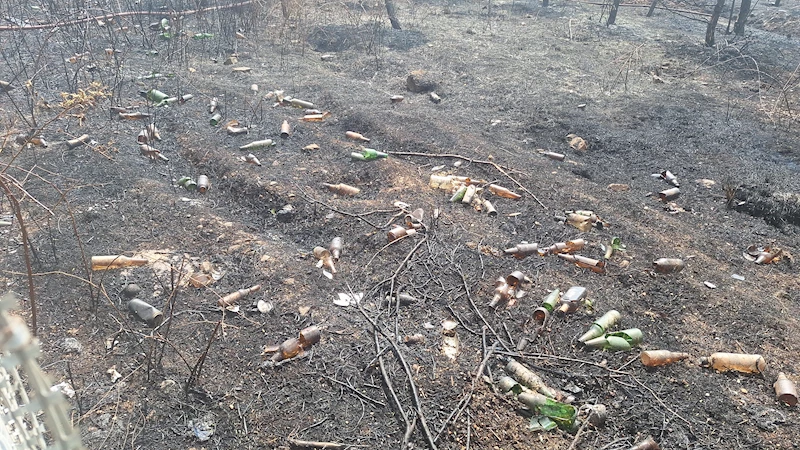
xmin=1 ymin=0 xmax=800 ymax=449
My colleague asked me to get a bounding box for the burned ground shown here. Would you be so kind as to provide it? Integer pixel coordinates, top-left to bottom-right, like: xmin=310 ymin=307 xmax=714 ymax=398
xmin=1 ymin=0 xmax=800 ymax=449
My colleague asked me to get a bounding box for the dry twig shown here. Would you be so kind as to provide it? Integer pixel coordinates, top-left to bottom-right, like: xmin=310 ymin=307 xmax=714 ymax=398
xmin=319 ymin=374 xmax=386 ymax=407
xmin=434 ymin=343 xmax=496 ymax=443
xmin=355 ymin=291 xmax=438 ymax=450
xmin=286 ymin=437 xmax=347 ymax=449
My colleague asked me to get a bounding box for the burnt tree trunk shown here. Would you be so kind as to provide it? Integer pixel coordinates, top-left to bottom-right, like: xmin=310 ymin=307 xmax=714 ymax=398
xmin=734 ymin=0 xmax=751 ymax=35
xmin=726 ymin=0 xmax=736 ymax=34
xmin=385 ymin=0 xmax=401 ymax=30
xmin=647 ymin=0 xmax=658 ymax=17
xmin=706 ymin=0 xmax=726 ymax=46
xmin=607 ymin=0 xmax=622 ymax=25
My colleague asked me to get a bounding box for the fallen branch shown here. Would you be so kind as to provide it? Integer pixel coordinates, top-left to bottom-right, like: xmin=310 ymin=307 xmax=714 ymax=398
xmin=372 ymin=331 xmax=414 ymax=446
xmin=286 ymin=438 xmax=346 ymax=449
xmin=359 ymin=231 xmax=419 ymax=277
xmin=566 ymin=412 xmax=591 ymax=450
xmin=0 ymin=1 xmax=256 ymax=31
xmin=389 ymin=237 xmax=428 ymax=339
xmin=499 ymin=350 xmax=631 ymax=376
xmin=299 ymin=191 xmax=383 ymax=229
xmin=354 ymin=289 xmax=438 ymax=450
xmin=185 ymin=319 xmax=222 ymax=395
xmin=454 ymin=267 xmax=512 ymax=353
xmin=0 ymin=176 xmax=37 ymax=334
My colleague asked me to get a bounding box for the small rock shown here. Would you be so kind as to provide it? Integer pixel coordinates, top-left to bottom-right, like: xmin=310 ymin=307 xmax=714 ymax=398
xmin=607 ymin=183 xmax=630 ymax=192
xmin=190 ymin=414 xmax=216 ymax=442
xmin=159 ymin=379 xmax=179 ymax=394
xmin=95 ymin=413 xmax=112 ymax=429
xmin=276 ymin=204 xmax=295 ymax=223
xmin=257 ymin=299 xmax=273 ymax=314
xmin=586 ymin=404 xmax=607 ymax=427
xmin=63 ymin=337 xmax=83 ymax=354
xmin=121 ymin=283 xmax=141 ymax=298
xmin=406 ymin=70 xmax=438 ymax=93
xmin=567 ymin=134 xmax=588 ymax=151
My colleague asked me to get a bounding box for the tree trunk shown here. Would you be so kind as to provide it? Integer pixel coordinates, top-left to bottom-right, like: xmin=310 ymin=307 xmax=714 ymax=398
xmin=607 ymin=0 xmax=621 ymax=25
xmin=385 ymin=0 xmax=401 ymax=30
xmin=774 ymin=0 xmax=781 ymax=6
xmin=734 ymin=0 xmax=751 ymax=35
xmin=705 ymin=0 xmax=726 ymax=46
xmin=726 ymin=0 xmax=737 ymax=34
xmin=647 ymin=0 xmax=658 ymax=17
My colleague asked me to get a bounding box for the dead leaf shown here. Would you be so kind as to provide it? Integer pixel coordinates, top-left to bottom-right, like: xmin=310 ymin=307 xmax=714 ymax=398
xmin=298 ymin=306 xmax=311 ymax=316
xmin=189 ymin=273 xmax=213 ymax=288
xmin=303 ymin=144 xmax=320 ymax=151
xmin=442 ymin=319 xmax=458 ymax=332
xmin=479 ymin=245 xmax=500 ymax=256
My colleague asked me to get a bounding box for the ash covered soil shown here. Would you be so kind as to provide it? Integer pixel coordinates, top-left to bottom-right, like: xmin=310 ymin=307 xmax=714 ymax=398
xmin=2 ymin=0 xmax=800 ymax=448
